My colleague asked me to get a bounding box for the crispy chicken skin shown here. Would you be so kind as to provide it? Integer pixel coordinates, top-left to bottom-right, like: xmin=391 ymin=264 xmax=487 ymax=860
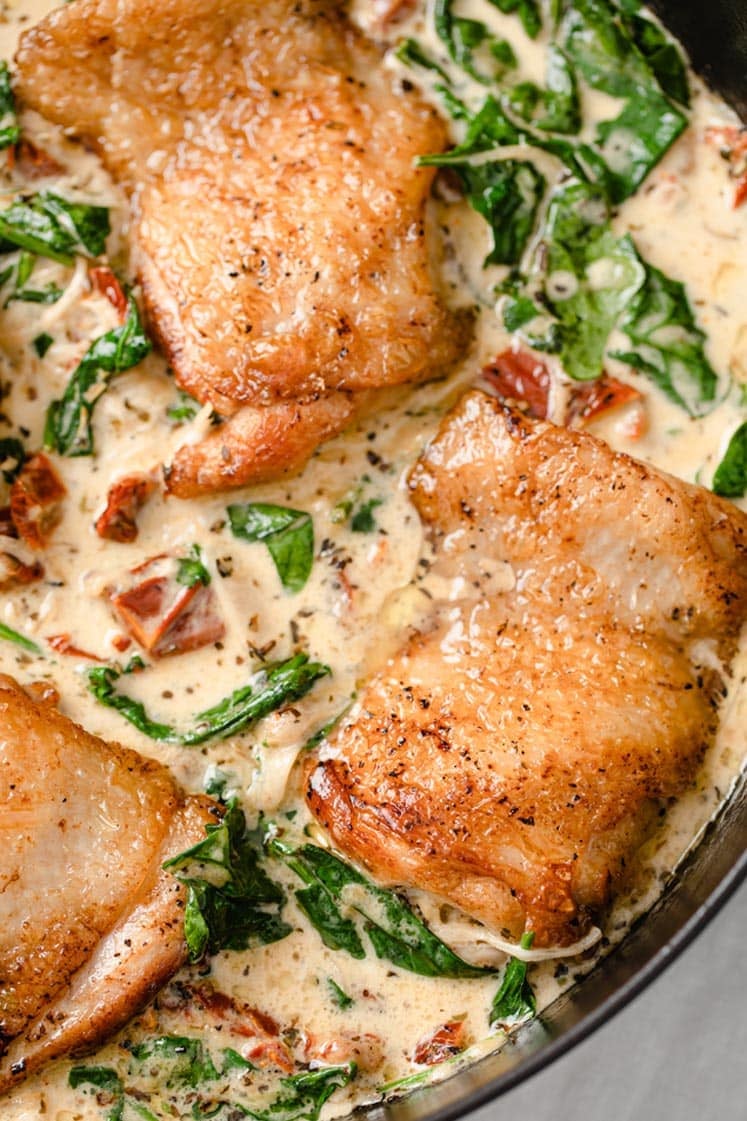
xmin=306 ymin=392 xmax=747 ymax=947
xmin=15 ymin=0 xmax=465 ymax=496
xmin=0 ymin=675 xmax=216 ymax=1092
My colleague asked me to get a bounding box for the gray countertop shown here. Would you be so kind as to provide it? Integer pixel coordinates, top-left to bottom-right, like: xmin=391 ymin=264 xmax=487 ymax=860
xmin=471 ymin=878 xmax=747 ymax=1121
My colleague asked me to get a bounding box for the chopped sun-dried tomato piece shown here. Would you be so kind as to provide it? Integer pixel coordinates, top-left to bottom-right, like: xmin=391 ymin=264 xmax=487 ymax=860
xmin=108 ymin=554 xmax=224 ymax=658
xmin=9 ymin=453 xmax=67 ymax=550
xmin=46 ymin=634 xmax=103 ymax=661
xmin=89 ymin=266 xmax=128 ymax=319
xmin=413 ymin=1021 xmax=467 ymax=1066
xmin=95 ymin=473 xmax=157 ymax=543
xmin=12 ymin=139 xmax=64 ymax=180
xmin=0 ymin=550 xmax=43 ymax=589
xmin=0 ymin=507 xmax=18 ymax=539
xmin=482 ymin=349 xmax=552 ymax=419
xmin=566 ymin=373 xmax=643 ymax=426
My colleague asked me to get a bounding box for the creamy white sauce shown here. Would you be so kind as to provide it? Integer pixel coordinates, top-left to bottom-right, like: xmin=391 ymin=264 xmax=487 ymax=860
xmin=0 ymin=1 xmax=745 ymax=1119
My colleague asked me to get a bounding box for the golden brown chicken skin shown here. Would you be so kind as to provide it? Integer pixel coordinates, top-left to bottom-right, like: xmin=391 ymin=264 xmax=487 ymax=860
xmin=0 ymin=676 xmax=216 ymax=1092
xmin=306 ymin=392 xmax=747 ymax=947
xmin=15 ymin=0 xmax=466 ymax=496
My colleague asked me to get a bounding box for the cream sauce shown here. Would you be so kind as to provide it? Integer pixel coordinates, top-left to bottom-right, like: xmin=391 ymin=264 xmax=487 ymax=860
xmin=0 ymin=1 xmax=745 ymax=1119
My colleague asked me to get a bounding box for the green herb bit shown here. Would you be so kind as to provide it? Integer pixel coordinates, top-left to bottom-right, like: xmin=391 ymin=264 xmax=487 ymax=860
xmin=164 ymin=798 xmax=291 ymax=961
xmin=0 ymin=436 xmax=26 ymax=483
xmin=712 ymin=422 xmax=747 ymax=499
xmin=0 ymin=621 xmax=41 ymax=655
xmin=176 ymin=543 xmax=211 ymax=588
xmin=327 ymin=977 xmax=354 ymax=1010
xmin=44 ymin=294 xmax=152 ymax=456
xmin=0 ymin=62 xmax=19 ymax=150
xmin=611 ymin=252 xmax=718 ymax=414
xmin=350 ymin=497 xmax=383 ymax=533
xmin=270 ymin=839 xmax=492 ymax=978
xmin=88 ymin=652 xmax=331 ymax=746
xmin=489 ymin=931 xmax=537 ymax=1027
xmin=248 ymin=1063 xmax=357 ymax=1121
xmin=167 ymin=389 xmax=201 ymax=423
xmin=227 ymin=502 xmax=314 ymax=594
xmin=0 ymin=191 xmax=109 ymax=264
xmin=68 ymin=1066 xmax=125 ymax=1121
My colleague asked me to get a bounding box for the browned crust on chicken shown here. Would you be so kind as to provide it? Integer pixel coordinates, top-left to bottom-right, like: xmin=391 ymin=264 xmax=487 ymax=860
xmin=306 ymin=392 xmax=747 ymax=946
xmin=15 ymin=0 xmax=467 ymax=494
xmin=0 ymin=675 xmax=216 ymax=1088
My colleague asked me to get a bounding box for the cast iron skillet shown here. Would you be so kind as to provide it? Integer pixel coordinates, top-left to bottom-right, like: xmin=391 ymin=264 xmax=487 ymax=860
xmin=359 ymin=2 xmax=747 ymax=1117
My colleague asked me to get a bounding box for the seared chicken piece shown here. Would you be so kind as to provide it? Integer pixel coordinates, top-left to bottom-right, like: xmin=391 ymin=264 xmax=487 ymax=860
xmin=0 ymin=676 xmax=215 ymax=1091
xmin=306 ymin=392 xmax=747 ymax=947
xmin=15 ymin=0 xmax=465 ymax=496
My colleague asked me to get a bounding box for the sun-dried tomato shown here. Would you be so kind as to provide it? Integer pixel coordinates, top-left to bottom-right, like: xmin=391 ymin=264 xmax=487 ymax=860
xmin=88 ymin=266 xmax=128 ymax=319
xmin=482 ymin=349 xmax=552 ymax=420
xmin=566 ymin=373 xmax=642 ymax=426
xmin=108 ymin=554 xmax=224 ymax=657
xmin=9 ymin=453 xmax=67 ymax=550
xmin=95 ymin=473 xmax=157 ymax=543
xmin=413 ymin=1021 xmax=467 ymax=1066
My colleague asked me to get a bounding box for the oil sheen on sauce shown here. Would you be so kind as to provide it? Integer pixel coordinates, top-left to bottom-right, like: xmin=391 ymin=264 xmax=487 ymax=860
xmin=0 ymin=1 xmax=745 ymax=1119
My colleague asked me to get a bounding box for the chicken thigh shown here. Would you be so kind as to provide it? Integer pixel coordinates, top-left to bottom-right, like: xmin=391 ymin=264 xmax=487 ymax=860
xmin=306 ymin=392 xmax=747 ymax=947
xmin=0 ymin=675 xmax=215 ymax=1091
xmin=15 ymin=0 xmax=465 ymax=496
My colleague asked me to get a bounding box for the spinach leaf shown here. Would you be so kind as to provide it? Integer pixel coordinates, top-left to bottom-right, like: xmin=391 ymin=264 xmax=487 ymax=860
xmin=540 ymin=182 xmax=645 ymax=380
xmin=350 ymin=497 xmax=382 ymax=533
xmin=33 ymin=332 xmax=54 ymax=358
xmin=395 ymin=38 xmax=450 ymax=82
xmin=0 ymin=191 xmax=109 ymax=264
xmin=0 ymin=436 xmax=26 ymax=483
xmin=0 ymin=621 xmax=41 ymax=655
xmin=433 ymin=2 xmax=491 ymax=84
xmin=489 ymin=932 xmax=536 ymax=1027
xmin=712 ymin=422 xmax=747 ymax=498
xmin=68 ymin=1067 xmax=125 ymax=1121
xmin=486 ymin=0 xmax=542 ymax=39
xmin=560 ymin=0 xmax=686 ymax=201
xmin=129 ymin=1036 xmax=219 ymax=1087
xmin=88 ymin=652 xmax=331 ymax=746
xmin=327 ymin=978 xmax=354 ymax=1009
xmin=611 ymin=252 xmax=718 ymax=414
xmin=164 ymin=799 xmax=291 ymax=961
xmin=271 ymin=840 xmax=492 ymax=978
xmin=420 ymin=95 xmax=520 ymax=165
xmin=509 ymin=47 xmax=580 ymax=134
xmin=455 ymin=159 xmax=546 ymax=266
xmin=620 ymin=8 xmax=689 ymax=106
xmin=44 ymin=294 xmax=152 ymax=456
xmin=0 ymin=62 xmax=19 ymax=150
xmin=176 ymin=543 xmax=211 ymax=588
xmin=247 ymin=1063 xmax=356 ymax=1121
xmin=228 ymin=503 xmax=314 ymax=594
xmin=581 ymin=88 xmax=686 ymax=203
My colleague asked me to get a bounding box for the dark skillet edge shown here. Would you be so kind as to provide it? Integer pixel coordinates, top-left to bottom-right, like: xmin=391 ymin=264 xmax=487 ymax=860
xmin=358 ymin=775 xmax=746 ymax=1121
xmin=648 ymin=0 xmax=747 ymax=120
xmin=352 ymin=3 xmax=747 ymax=1119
